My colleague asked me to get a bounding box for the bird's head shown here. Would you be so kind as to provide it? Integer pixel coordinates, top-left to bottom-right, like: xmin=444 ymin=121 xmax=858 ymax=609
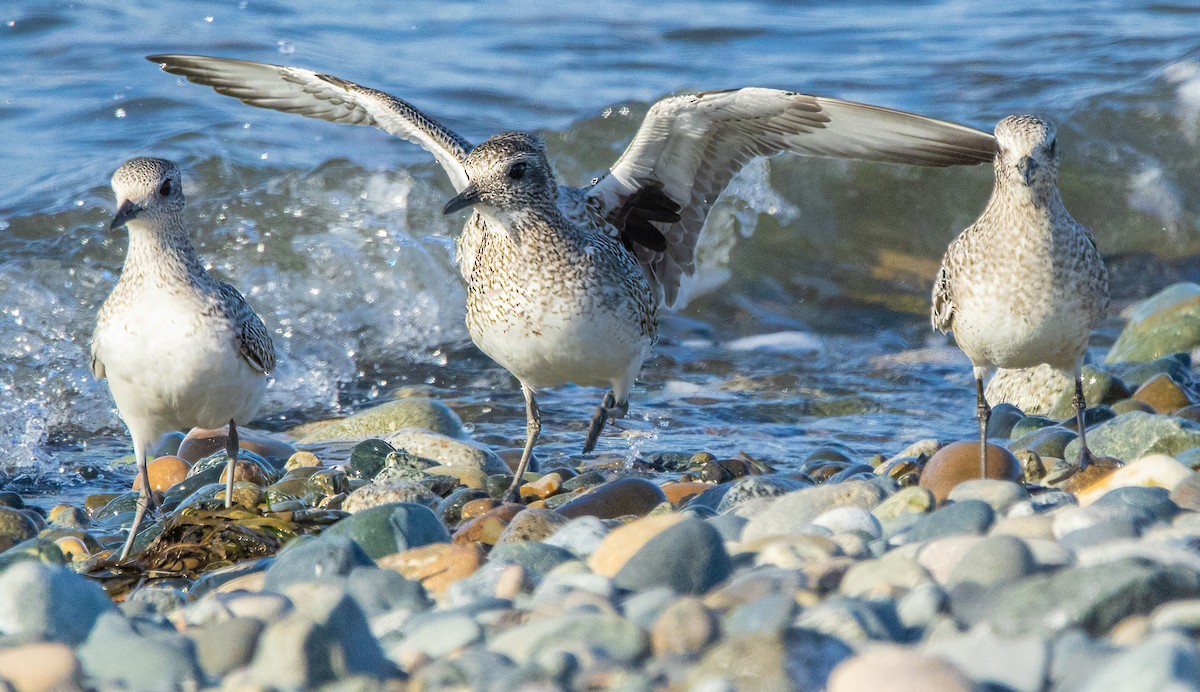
xmin=110 ymin=157 xmax=185 ymax=230
xmin=994 ymin=115 xmax=1059 ymax=188
xmin=442 ymin=132 xmax=556 ymax=217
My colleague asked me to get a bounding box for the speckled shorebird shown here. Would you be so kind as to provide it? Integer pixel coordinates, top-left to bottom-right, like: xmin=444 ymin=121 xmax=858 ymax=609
xmin=932 ymin=115 xmax=1110 ymax=480
xmin=149 ymin=54 xmax=996 ymax=502
xmin=93 ymin=157 xmax=276 ymax=559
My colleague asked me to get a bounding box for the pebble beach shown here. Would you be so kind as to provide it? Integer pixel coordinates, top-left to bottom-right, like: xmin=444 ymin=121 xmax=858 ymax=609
xmin=4 ymin=282 xmax=1200 ymax=690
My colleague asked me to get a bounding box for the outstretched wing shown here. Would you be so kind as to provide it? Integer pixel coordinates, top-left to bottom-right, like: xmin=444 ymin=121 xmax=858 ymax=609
xmin=587 ymin=88 xmax=996 ymax=308
xmin=147 ymin=54 xmax=473 ymax=191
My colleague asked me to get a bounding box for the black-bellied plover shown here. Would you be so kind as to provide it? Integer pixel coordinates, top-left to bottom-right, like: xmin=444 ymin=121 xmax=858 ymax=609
xmin=149 ymin=54 xmax=995 ymax=502
xmin=932 ymin=115 xmax=1110 ymax=480
xmin=93 ymin=158 xmax=276 ymax=558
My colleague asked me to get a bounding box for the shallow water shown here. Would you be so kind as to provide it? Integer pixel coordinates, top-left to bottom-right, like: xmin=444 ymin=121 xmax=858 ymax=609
xmin=2 ymin=0 xmax=1200 ymax=505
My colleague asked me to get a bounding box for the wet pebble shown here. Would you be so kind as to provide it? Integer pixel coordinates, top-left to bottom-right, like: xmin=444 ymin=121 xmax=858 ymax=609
xmin=297 ymin=397 xmax=467 ymax=443
xmin=384 ymin=429 xmax=509 ymax=475
xmin=0 ymin=506 xmax=38 ymax=551
xmin=321 ymin=502 xmax=450 ymax=559
xmin=342 ymin=479 xmax=439 ymax=513
xmin=557 ymin=477 xmax=668 ymax=519
xmin=496 ymin=507 xmax=570 ymax=543
xmin=918 ymin=441 xmax=1022 ymax=503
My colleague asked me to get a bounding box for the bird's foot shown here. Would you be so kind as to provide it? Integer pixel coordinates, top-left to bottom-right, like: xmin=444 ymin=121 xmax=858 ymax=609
xmin=584 ymin=391 xmax=625 ymax=454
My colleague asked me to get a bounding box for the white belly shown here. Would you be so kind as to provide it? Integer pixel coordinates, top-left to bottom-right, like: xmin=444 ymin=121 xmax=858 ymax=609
xmin=952 ymin=290 xmax=1091 ymax=371
xmin=95 ymin=294 xmax=266 ymax=441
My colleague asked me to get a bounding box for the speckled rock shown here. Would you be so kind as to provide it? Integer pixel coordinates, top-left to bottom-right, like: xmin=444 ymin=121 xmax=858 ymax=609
xmin=715 ymin=474 xmax=808 ymax=513
xmin=298 ymin=397 xmax=467 ymax=443
xmin=383 ymin=429 xmax=508 ymax=475
xmin=342 ymin=480 xmax=439 ymax=513
xmin=1065 ymin=412 xmax=1200 ymax=464
xmin=986 ymin=363 xmax=1073 ymax=418
xmin=743 ymin=480 xmax=890 ymax=541
xmin=0 ymin=507 xmax=38 ymax=552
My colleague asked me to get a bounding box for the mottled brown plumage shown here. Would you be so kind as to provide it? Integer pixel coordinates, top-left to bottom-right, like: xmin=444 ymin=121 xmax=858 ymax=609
xmin=93 ymin=158 xmax=275 ymax=558
xmin=933 ymin=115 xmax=1109 ymax=479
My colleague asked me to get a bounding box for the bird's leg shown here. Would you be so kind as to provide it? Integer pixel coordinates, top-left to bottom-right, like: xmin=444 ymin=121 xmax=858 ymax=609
xmin=503 ymin=385 xmax=540 ymax=504
xmin=583 ymin=390 xmax=619 ymax=454
xmin=225 ymin=419 xmax=239 ymax=509
xmin=119 ymin=437 xmax=152 ymax=561
xmin=975 ymin=373 xmax=991 ymax=480
xmin=1073 ymin=376 xmax=1095 ymax=472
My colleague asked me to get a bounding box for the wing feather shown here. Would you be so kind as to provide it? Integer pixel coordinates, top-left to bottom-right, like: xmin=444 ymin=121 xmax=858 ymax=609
xmin=147 ymin=54 xmax=472 ymax=191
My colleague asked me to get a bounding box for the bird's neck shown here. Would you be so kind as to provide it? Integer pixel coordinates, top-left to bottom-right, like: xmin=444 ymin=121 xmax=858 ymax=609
xmin=121 ymin=219 xmax=209 ymax=285
xmin=987 ymin=176 xmax=1067 ymax=224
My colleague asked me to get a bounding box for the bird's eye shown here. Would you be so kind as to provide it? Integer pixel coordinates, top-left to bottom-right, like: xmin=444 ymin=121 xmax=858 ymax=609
xmin=507 ymin=162 xmax=527 ymax=180
xmin=159 ymin=179 xmax=173 ymax=196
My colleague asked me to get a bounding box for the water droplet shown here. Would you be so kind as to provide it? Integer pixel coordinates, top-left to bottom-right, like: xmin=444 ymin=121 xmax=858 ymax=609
xmin=277 ymin=40 xmax=295 ymax=55
xmin=114 ymin=108 xmax=126 ymax=118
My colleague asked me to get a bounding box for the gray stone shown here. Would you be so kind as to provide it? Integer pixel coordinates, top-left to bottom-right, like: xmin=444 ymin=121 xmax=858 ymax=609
xmin=924 ymin=626 xmax=1050 ymax=692
xmin=949 ymin=535 xmax=1036 ymax=587
xmin=715 ymin=475 xmax=807 ymax=513
xmin=383 ymin=429 xmax=508 ymax=475
xmin=0 ymin=507 xmax=37 ymax=552
xmin=1078 ymin=632 xmax=1200 ymax=692
xmin=743 ymin=480 xmax=889 ymax=541
xmin=320 ymin=502 xmax=449 ymax=560
xmin=1091 ymin=486 xmax=1179 ymax=522
xmin=620 ymin=586 xmax=678 ymax=631
xmin=264 ymin=535 xmax=374 ymax=591
xmin=184 ymin=616 xmax=263 ymax=678
xmin=249 ymin=584 xmax=395 ymax=686
xmin=1009 ymin=425 xmax=1078 ymax=460
xmin=341 ymin=480 xmax=439 ymax=513
xmin=796 ymin=596 xmax=902 ymax=644
xmin=77 ymin=611 xmax=200 ymax=690
xmin=706 ymin=513 xmax=747 ymax=542
xmin=1049 ymin=628 xmax=1123 ymax=690
xmin=841 ymin=552 xmax=933 ymax=599
xmin=543 ymin=515 xmax=610 ymax=558
xmin=344 ymin=566 xmax=430 ymax=617
xmin=0 ymin=562 xmax=114 ymax=645
xmin=1168 ymin=472 xmax=1200 ymax=511
xmin=897 ymin=582 xmax=946 ymax=632
xmin=1059 ymin=519 xmax=1142 ymax=550
xmin=1064 ymin=411 xmax=1200 ymax=463
xmin=724 ymin=592 xmax=796 ymax=637
xmin=891 ymin=499 xmax=994 ymax=545
xmin=811 ymin=507 xmax=882 ymax=539
xmin=614 ymin=518 xmax=732 ymax=595
xmin=947 ymin=480 xmax=1030 ymax=515
xmin=403 ymin=614 xmax=483 ymax=658
xmin=488 ymin=541 xmax=575 ymax=582
xmin=989 ymin=559 xmax=1200 ymax=637
xmin=1105 ymin=282 xmax=1200 ymax=364
xmin=299 ymin=397 xmax=467 ymax=443
xmin=489 ymin=612 xmax=649 ymax=666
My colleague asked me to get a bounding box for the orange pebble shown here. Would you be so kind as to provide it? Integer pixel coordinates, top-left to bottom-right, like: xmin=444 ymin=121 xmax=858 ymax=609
xmin=132 ymin=455 xmax=191 ymax=492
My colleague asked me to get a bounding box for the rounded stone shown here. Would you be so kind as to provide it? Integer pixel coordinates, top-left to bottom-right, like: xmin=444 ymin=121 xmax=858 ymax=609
xmin=828 ymin=646 xmax=975 ymax=692
xmin=811 ymin=507 xmax=882 ymax=539
xmin=177 ymin=425 xmax=295 ymax=467
xmin=0 ymin=642 xmax=81 ymax=692
xmin=948 ymin=534 xmax=1036 ymax=587
xmin=384 ymin=429 xmax=509 ymax=475
xmin=378 ymin=542 xmax=485 ymax=596
xmin=557 ymin=477 xmax=668 ymax=520
xmin=919 ymin=441 xmax=1022 ymax=504
xmin=872 ymin=486 xmax=935 ymax=522
xmin=132 ymin=455 xmax=192 ymax=492
xmin=610 ymin=518 xmax=732 ymax=595
xmin=342 ymin=479 xmax=439 ymax=513
xmin=0 ymin=506 xmax=38 ymax=552
xmin=218 ymin=459 xmax=268 ymax=487
xmin=297 ymin=397 xmax=467 ymax=443
xmin=651 ymin=596 xmax=719 ymax=656
xmin=47 ymin=505 xmax=91 ymax=529
xmin=661 ymin=482 xmax=711 ymax=506
xmin=946 ymin=479 xmax=1030 ymax=514
xmin=1132 ymin=374 xmax=1195 ymax=414
xmin=1074 ymin=454 xmax=1193 ymax=507
xmin=893 ymin=499 xmax=995 ymax=545
xmin=1168 ymin=472 xmax=1200 ymax=512
xmin=496 ymin=508 xmax=571 ymax=543
xmin=1105 ymin=282 xmax=1200 ymax=364
xmin=283 ymin=451 xmax=322 ymax=471
xmin=320 ymin=501 xmax=450 ymax=559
